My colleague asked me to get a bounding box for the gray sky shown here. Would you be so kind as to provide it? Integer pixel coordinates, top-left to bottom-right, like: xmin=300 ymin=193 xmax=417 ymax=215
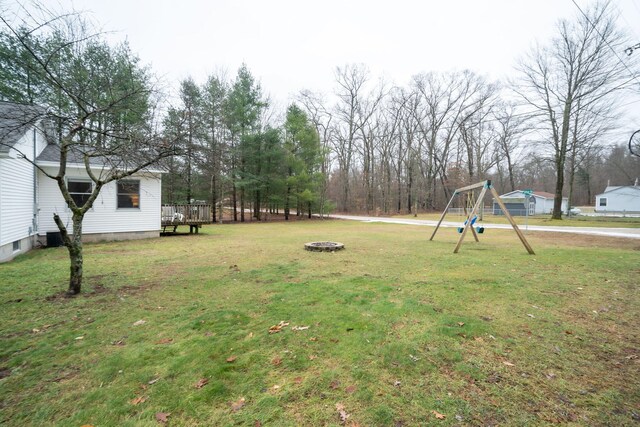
xmin=44 ymin=0 xmax=640 ymax=131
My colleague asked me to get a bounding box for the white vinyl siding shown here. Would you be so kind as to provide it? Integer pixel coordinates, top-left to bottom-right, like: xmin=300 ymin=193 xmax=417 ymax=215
xmin=37 ymin=166 xmax=162 ymax=235
xmin=594 ymin=187 xmax=640 ymax=212
xmin=0 ymin=128 xmax=40 ymax=246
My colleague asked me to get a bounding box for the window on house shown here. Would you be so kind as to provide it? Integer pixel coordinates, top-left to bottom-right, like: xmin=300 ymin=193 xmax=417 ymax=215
xmin=599 ymin=197 xmax=607 ymax=207
xmin=68 ymin=179 xmax=92 ymax=207
xmin=13 ymin=240 xmax=21 ymax=252
xmin=117 ymin=180 xmax=140 ymax=208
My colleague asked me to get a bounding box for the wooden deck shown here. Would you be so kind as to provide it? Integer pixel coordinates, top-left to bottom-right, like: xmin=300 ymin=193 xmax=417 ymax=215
xmin=161 ymin=204 xmax=212 ymax=233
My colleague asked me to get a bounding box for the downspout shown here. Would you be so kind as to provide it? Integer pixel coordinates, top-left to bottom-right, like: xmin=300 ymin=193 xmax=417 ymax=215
xmin=32 ymin=127 xmax=38 ymax=243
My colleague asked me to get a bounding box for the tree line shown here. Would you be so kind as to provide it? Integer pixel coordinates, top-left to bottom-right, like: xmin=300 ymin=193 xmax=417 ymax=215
xmin=162 ymin=68 xmax=324 ymax=222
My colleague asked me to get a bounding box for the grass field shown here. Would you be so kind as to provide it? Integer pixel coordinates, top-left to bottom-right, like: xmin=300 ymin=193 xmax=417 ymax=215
xmin=1 ymin=221 xmax=639 ymax=426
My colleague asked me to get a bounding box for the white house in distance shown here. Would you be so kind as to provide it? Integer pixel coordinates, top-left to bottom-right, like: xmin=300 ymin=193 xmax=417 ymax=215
xmin=0 ymin=101 xmax=164 ymax=263
xmin=493 ymin=190 xmax=568 ymax=216
xmin=594 ymin=185 xmax=640 ymax=213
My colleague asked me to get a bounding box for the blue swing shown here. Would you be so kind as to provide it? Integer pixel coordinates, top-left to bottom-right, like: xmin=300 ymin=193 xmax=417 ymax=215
xmin=457 ymin=215 xmax=478 ymax=233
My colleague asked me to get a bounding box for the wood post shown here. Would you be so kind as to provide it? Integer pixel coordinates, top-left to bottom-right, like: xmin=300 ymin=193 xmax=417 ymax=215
xmin=429 ymin=191 xmax=457 ymax=241
xmin=489 ymin=187 xmax=535 ymax=255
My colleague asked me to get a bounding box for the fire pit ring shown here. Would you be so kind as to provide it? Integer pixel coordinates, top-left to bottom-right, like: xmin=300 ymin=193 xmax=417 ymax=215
xmin=304 ymin=241 xmax=345 ymax=252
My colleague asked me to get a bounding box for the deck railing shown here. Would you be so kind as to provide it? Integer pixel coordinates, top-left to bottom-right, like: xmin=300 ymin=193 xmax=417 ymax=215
xmin=161 ymin=204 xmax=212 ymax=226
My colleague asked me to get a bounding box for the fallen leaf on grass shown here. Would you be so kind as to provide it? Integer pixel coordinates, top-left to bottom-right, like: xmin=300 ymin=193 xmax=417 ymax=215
xmin=345 ymin=385 xmax=357 ymax=394
xmin=131 ymin=396 xmax=147 ymax=405
xmin=565 ymin=330 xmax=573 ymax=335
xmin=194 ymin=378 xmax=209 ymax=389
xmin=268 ymin=321 xmax=290 ymax=334
xmin=226 ymin=355 xmax=237 ymax=363
xmin=431 ymin=410 xmax=446 ymax=419
xmin=393 ymin=380 xmax=401 ymax=387
xmin=293 ymin=376 xmax=303 ymax=384
xmin=155 ymin=338 xmax=173 ymax=345
xmin=133 ymin=319 xmax=146 ymax=326
xmin=336 ymin=403 xmax=350 ymax=424
xmin=502 ymin=361 xmax=515 ymax=367
xmin=254 ymin=421 xmax=262 ymax=427
xmin=271 ymin=357 xmax=282 ymax=366
xmin=308 ymin=354 xmax=317 ymax=360
xmin=330 ymin=380 xmax=340 ymax=389
xmin=457 ymin=322 xmax=465 ymax=327
xmin=309 ymin=337 xmax=318 ymax=342
xmin=75 ymin=336 xmax=84 ymax=340
xmin=272 ymin=384 xmax=281 ymax=391
xmin=526 ymin=314 xmax=535 ymax=318
xmin=148 ymin=377 xmax=160 ymax=385
xmin=231 ymin=397 xmax=245 ymax=412
xmin=291 ymin=325 xmax=310 ymax=331
xmin=155 ymin=412 xmax=170 ymax=424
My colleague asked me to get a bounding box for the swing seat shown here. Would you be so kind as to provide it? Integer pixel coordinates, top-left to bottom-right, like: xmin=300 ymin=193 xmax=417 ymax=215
xmin=457 ymin=227 xmax=464 ymax=233
xmin=476 ymin=226 xmax=485 ymax=234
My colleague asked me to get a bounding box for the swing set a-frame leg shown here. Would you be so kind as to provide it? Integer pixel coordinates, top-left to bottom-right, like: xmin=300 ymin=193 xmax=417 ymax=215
xmin=429 ymin=191 xmax=456 ymax=241
xmin=490 ymin=187 xmax=535 ymax=255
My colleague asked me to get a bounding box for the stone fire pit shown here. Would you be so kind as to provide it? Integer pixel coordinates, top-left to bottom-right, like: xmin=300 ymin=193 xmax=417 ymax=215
xmin=304 ymin=241 xmax=345 ymax=252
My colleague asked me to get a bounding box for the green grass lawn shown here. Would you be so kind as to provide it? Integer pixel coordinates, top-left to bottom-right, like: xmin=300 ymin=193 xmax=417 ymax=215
xmin=1 ymin=221 xmax=639 ymax=426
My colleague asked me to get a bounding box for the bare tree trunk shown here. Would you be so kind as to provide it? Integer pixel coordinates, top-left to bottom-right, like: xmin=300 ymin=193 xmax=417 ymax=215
xmin=54 ymin=212 xmax=84 ymax=295
xmin=233 ymin=185 xmax=238 ymax=221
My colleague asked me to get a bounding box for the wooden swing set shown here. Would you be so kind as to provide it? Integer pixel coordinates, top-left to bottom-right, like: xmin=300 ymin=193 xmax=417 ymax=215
xmin=430 ymin=180 xmax=535 ymax=255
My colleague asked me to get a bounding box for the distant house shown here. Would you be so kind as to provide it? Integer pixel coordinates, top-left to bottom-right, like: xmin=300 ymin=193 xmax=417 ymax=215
xmin=0 ymin=101 xmax=163 ymax=263
xmin=493 ymin=190 xmax=568 ymax=216
xmin=594 ymin=186 xmax=640 ymax=213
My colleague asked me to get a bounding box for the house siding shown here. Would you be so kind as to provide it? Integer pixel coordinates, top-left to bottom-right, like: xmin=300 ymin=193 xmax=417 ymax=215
xmin=496 ymin=191 xmax=567 ymax=215
xmin=0 ymin=127 xmax=43 ymax=251
xmin=595 ymin=187 xmax=640 ymax=212
xmin=37 ymin=166 xmax=162 ymax=237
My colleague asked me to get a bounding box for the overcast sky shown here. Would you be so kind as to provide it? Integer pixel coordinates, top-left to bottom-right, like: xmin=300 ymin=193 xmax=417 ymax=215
xmin=22 ymin=0 xmax=640 ymax=131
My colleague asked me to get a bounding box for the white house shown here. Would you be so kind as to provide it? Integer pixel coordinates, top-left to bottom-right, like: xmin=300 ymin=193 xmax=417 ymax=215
xmin=0 ymin=102 xmax=163 ymax=263
xmin=594 ymin=185 xmax=640 ymax=213
xmin=493 ymin=190 xmax=568 ymax=216
xmin=0 ymin=103 xmax=47 ymax=262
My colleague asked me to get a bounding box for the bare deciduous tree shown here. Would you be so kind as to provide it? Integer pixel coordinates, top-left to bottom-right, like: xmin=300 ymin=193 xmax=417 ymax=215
xmin=0 ymin=6 xmax=174 ymax=295
xmin=514 ymin=1 xmax=634 ymax=218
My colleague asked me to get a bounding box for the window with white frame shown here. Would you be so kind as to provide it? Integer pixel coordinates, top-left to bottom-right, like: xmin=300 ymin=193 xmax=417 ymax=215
xmin=68 ymin=179 xmax=92 ymax=207
xmin=117 ymin=180 xmax=140 ymax=208
xmin=12 ymin=240 xmax=21 ymax=252
xmin=599 ymin=197 xmax=607 ymax=207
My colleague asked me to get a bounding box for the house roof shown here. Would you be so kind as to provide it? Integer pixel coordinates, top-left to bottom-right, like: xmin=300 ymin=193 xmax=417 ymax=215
xmin=36 ymin=143 xmax=166 ymax=174
xmin=532 ymin=191 xmax=556 ymax=199
xmin=595 ymin=186 xmax=640 ymax=197
xmin=0 ymin=101 xmax=48 ymax=153
xmin=36 ymin=143 xmax=108 ymax=166
xmin=500 ymin=190 xmax=566 ymax=200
